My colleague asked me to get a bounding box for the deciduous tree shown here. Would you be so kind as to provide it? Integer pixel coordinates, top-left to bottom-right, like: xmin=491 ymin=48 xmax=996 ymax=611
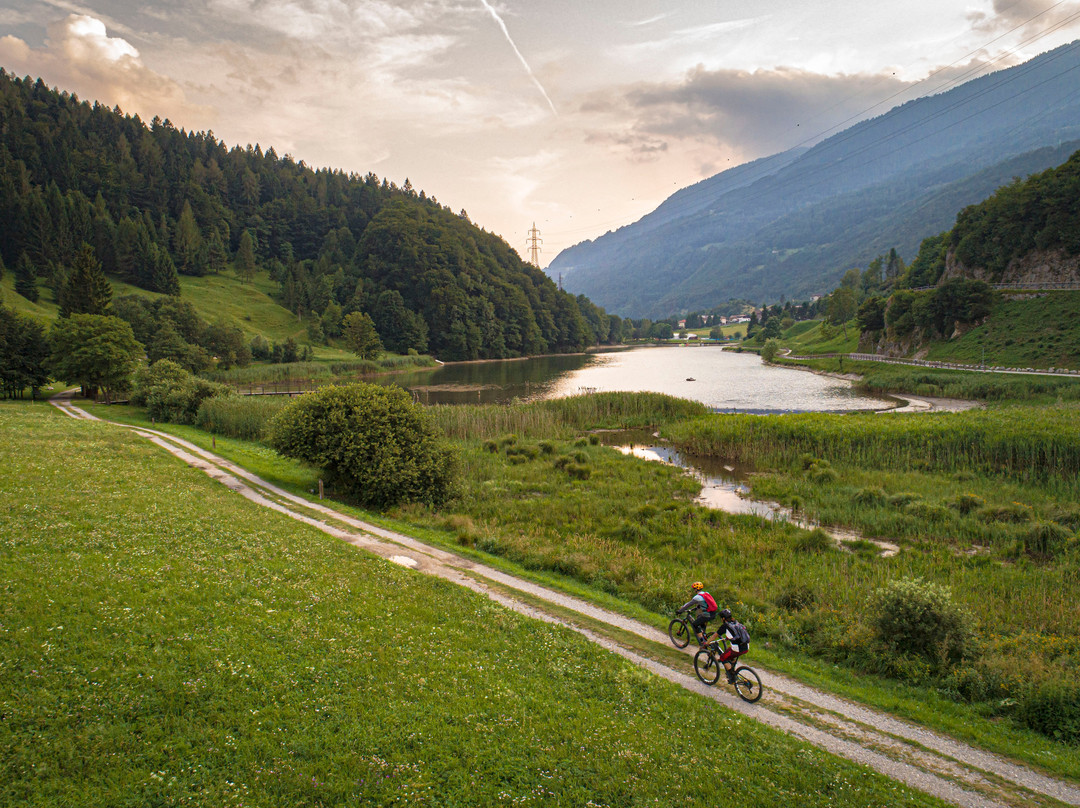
xmin=49 ymin=314 xmax=143 ymax=402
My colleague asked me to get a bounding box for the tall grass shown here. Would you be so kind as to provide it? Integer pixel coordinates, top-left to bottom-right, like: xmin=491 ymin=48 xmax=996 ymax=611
xmin=204 ymin=354 xmax=436 ymax=384
xmin=666 ymin=404 xmax=1080 ymax=481
xmin=196 ymin=395 xmax=289 ymax=440
xmin=858 ymin=366 xmax=1080 ymax=402
xmin=431 ymin=392 xmax=709 ymax=440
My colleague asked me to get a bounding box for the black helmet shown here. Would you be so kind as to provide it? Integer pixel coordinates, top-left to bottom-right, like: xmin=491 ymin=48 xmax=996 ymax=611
xmin=718 ymin=608 xmax=732 ymax=620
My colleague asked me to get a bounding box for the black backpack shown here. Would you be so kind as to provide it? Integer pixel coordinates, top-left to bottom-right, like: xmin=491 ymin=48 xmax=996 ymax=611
xmin=729 ymin=621 xmax=750 ymax=647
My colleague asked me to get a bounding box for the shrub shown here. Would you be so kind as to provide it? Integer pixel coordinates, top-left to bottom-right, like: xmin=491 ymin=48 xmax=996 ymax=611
xmin=977 ymin=502 xmax=1033 ymax=524
xmin=268 ymin=383 xmax=456 ymax=510
xmin=538 ymin=441 xmax=556 ymax=455
xmin=853 ymin=486 xmax=887 ymax=506
xmin=1017 ymin=681 xmax=1080 ymax=742
xmin=505 ymin=445 xmax=539 ymax=460
xmin=949 ymin=493 xmax=985 ymax=515
xmin=566 ymin=463 xmax=591 ymax=480
xmin=887 ymin=492 xmax=921 ymax=508
xmin=1023 ymin=520 xmax=1072 ymax=558
xmin=133 ymin=359 xmax=231 ymax=424
xmin=869 ymin=577 xmax=976 ymax=666
xmin=761 ymin=339 xmax=780 ymax=362
xmin=794 ymin=528 xmax=833 ymax=553
xmin=588 ymin=434 xmax=600 ymax=445
xmin=904 ymin=501 xmax=951 ymax=522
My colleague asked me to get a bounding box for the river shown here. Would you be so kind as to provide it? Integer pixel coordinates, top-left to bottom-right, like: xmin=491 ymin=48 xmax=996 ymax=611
xmin=376 ymin=345 xmax=893 ymax=412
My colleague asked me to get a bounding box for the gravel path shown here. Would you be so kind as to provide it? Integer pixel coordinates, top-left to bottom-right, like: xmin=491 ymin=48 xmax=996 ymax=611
xmin=51 ymin=392 xmax=1080 ymax=808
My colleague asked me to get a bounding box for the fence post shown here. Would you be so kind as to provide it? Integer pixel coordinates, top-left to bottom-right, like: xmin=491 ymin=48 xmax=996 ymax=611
xmin=318 ymin=479 xmax=324 ymax=500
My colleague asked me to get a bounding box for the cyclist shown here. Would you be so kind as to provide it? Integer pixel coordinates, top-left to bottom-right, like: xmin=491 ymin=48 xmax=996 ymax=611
xmin=715 ymin=608 xmax=750 ymax=683
xmin=675 ymin=582 xmax=718 ymax=646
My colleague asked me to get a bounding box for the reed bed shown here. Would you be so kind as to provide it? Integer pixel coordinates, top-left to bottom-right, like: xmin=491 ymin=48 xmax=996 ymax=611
xmin=859 ymin=367 xmax=1080 ymax=402
xmin=195 ymin=395 xmax=290 ymax=440
xmin=204 ymin=354 xmax=435 ymax=385
xmin=430 ymin=391 xmax=708 ymax=441
xmin=666 ymin=405 xmax=1080 ymax=481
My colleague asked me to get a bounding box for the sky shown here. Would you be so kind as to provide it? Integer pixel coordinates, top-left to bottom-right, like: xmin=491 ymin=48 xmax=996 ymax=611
xmin=2 ymin=0 xmax=1080 ymax=266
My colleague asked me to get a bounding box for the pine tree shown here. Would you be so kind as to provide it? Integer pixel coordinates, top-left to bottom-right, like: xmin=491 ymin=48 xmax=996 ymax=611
xmin=59 ymin=243 xmax=113 ymax=317
xmin=236 ymin=230 xmax=256 ymax=282
xmin=207 ymin=230 xmax=228 ymax=274
xmin=342 ymin=311 xmax=382 ymax=359
xmin=173 ymin=201 xmax=206 ymax=276
xmin=14 ymin=252 xmax=38 ymax=302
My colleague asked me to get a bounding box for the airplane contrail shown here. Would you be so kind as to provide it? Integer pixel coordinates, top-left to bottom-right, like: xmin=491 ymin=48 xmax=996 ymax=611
xmin=478 ymin=0 xmax=558 ymax=116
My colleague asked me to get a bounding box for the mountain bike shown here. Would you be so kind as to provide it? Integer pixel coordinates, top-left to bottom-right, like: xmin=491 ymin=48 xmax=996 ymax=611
xmin=693 ymin=639 xmax=763 ymax=703
xmin=668 ymin=608 xmax=715 ymax=648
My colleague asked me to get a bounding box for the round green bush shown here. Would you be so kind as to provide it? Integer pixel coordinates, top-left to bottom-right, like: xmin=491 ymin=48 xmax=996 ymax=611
xmin=869 ymin=577 xmax=975 ymax=666
xmin=268 ymin=383 xmax=456 ymax=510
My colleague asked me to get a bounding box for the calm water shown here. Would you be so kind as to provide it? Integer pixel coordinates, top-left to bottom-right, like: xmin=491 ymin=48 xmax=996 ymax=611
xmin=376 ymin=345 xmax=893 ymax=412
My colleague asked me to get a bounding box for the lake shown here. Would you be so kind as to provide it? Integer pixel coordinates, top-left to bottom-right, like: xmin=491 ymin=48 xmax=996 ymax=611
xmin=376 ymin=345 xmax=893 ymax=412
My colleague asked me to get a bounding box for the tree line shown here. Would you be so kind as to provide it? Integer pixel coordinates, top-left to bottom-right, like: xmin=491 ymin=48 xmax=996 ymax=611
xmin=0 ymin=70 xmax=620 ymax=361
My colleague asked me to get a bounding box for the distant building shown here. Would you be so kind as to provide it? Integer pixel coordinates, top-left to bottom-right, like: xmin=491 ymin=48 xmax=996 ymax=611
xmin=677 ymin=319 xmax=686 ymax=329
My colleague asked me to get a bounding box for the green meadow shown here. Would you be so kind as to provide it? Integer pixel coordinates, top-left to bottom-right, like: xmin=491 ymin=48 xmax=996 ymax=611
xmin=0 ymin=402 xmax=952 ymax=806
xmin=106 ymin=388 xmax=1080 ymax=774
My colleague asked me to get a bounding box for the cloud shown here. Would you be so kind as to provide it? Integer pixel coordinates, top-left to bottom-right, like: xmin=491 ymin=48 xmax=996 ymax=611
xmin=969 ymin=0 xmax=1080 ymax=37
xmin=0 ymin=14 xmax=207 ymax=121
xmin=592 ymin=65 xmax=914 ymax=159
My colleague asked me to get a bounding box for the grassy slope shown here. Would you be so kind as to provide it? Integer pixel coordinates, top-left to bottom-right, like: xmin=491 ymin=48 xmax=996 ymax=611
xmin=926 ymin=291 xmax=1080 ymax=369
xmin=774 ymin=319 xmax=860 ymax=354
xmin=771 ymin=292 xmax=1080 ymax=370
xmin=0 ymin=402 xmax=948 ymax=807
xmin=0 ymin=268 xmax=355 ymax=361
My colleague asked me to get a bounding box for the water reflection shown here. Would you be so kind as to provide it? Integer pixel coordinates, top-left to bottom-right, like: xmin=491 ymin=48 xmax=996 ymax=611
xmin=371 ymin=353 xmax=601 ymax=405
xmin=603 ymin=431 xmax=900 ymax=556
xmin=600 ymin=430 xmax=784 ymax=516
xmin=369 ymin=346 xmax=893 ymax=412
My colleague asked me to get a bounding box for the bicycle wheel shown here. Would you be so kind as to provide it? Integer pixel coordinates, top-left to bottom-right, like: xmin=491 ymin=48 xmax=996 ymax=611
xmin=694 ymin=649 xmax=721 ymax=685
xmin=733 ymin=666 xmax=763 ymax=703
xmin=668 ymin=618 xmax=691 ymax=648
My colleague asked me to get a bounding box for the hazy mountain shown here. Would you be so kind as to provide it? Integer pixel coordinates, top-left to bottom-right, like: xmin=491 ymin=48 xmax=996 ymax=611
xmin=548 ymin=41 xmax=1080 ymax=317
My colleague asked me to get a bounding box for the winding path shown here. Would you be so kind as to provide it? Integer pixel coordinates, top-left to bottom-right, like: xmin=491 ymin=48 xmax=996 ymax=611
xmin=50 ymin=391 xmax=1080 ymax=808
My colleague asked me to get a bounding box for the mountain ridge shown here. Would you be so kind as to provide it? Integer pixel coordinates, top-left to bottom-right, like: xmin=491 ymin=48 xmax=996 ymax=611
xmin=548 ymin=40 xmax=1080 ymax=317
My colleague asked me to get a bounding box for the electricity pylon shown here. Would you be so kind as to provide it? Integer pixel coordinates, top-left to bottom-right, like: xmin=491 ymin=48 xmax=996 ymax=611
xmin=525 ymin=222 xmax=543 ymax=266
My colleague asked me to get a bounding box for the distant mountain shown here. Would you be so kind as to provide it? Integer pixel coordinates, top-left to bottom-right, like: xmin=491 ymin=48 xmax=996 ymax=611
xmin=548 ymin=41 xmax=1080 ymax=317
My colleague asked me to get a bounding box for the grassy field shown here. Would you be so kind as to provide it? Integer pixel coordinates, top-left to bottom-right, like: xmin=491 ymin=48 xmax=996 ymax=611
xmin=0 ymin=401 xmax=956 ymax=807
xmin=80 ymin=394 xmax=1080 ymax=778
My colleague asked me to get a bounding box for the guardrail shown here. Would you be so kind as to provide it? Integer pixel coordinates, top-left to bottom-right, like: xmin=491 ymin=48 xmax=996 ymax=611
xmin=907 ymin=282 xmax=1080 ymax=292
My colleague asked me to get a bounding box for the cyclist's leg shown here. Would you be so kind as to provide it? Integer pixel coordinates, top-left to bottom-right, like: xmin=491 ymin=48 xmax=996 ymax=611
xmin=691 ymin=614 xmax=711 ymax=644
xmin=718 ymin=648 xmax=737 ymax=680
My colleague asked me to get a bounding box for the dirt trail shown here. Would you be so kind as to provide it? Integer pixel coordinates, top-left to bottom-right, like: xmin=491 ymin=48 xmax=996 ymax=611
xmin=51 ymin=391 xmax=1080 ymax=808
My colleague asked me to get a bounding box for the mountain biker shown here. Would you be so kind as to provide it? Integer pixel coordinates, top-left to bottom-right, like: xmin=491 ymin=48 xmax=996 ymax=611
xmin=675 ymin=582 xmax=718 ymax=646
xmin=716 ymin=608 xmax=751 ymax=683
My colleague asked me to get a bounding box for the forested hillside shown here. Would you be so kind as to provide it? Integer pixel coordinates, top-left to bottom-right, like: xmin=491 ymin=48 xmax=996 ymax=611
xmin=900 ymin=147 xmax=1080 ymax=288
xmin=0 ymin=70 xmax=617 ymax=360
xmin=549 ymin=41 xmax=1080 ymax=317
